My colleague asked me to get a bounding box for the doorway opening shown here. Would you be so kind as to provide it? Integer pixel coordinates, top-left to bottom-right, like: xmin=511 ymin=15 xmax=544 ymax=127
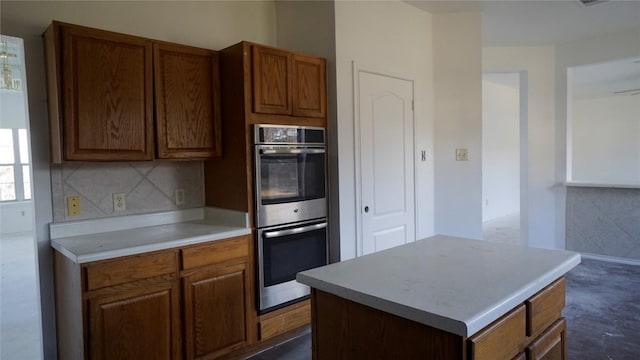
xmin=482 ymin=72 xmax=527 ymax=246
xmin=0 ymin=35 xmax=43 ymax=359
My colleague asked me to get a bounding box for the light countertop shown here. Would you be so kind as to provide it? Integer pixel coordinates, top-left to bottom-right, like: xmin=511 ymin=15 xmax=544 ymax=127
xmin=50 ymin=207 xmax=251 ymax=264
xmin=564 ymin=181 xmax=640 ymax=189
xmin=297 ymin=235 xmax=581 ymax=338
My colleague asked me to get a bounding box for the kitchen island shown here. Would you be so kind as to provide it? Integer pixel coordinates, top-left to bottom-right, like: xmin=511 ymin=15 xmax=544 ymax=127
xmin=297 ymin=235 xmax=581 ymax=360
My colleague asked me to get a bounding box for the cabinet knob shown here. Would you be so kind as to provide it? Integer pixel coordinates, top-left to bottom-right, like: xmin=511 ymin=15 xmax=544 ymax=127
xmin=364 ymin=206 xmax=369 ymax=213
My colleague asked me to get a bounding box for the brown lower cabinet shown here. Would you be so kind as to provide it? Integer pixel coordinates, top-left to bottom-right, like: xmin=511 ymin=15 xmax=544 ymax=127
xmin=311 ymin=277 xmax=568 ymax=360
xmin=87 ymin=279 xmax=181 ymax=359
xmin=54 ymin=234 xmax=255 ymax=360
xmin=182 ymin=259 xmax=250 ymax=359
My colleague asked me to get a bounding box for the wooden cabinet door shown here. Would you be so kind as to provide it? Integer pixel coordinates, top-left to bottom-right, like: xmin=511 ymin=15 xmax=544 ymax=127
xmin=183 ymin=263 xmax=248 ymax=359
xmin=61 ymin=25 xmax=154 ymax=161
xmin=154 ymin=43 xmax=222 ymax=159
xmin=526 ymin=318 xmax=567 ymax=360
xmin=293 ymin=54 xmax=326 ymax=118
xmin=252 ymin=45 xmax=292 ymax=115
xmin=88 ymin=280 xmax=180 ymax=360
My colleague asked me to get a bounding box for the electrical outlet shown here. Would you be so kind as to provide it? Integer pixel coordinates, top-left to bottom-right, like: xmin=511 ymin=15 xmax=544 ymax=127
xmin=113 ymin=193 xmax=126 ymax=212
xmin=67 ymin=196 xmax=80 ymax=216
xmin=456 ymin=148 xmax=469 ymax=161
xmin=175 ymin=189 xmax=185 ymax=206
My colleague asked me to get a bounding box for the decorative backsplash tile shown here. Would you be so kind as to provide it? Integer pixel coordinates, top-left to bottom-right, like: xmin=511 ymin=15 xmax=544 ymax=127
xmin=566 ymin=187 xmax=640 ymax=261
xmin=51 ymin=162 xmax=204 ymax=222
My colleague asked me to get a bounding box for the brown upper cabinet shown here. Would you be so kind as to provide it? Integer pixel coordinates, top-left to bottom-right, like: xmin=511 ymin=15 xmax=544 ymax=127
xmin=44 ymin=21 xmax=221 ymax=162
xmin=154 ymin=43 xmax=221 ymax=159
xmin=252 ymin=44 xmax=326 ymax=119
xmin=292 ymin=54 xmax=327 ymax=118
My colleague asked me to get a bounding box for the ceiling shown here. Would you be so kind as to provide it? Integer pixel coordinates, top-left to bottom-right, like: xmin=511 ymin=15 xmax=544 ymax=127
xmin=571 ymin=57 xmax=640 ymax=98
xmin=406 ymin=0 xmax=640 ymax=46
xmin=406 ymin=0 xmax=640 ymax=99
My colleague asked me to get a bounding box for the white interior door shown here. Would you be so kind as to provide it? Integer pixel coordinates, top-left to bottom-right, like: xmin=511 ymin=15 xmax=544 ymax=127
xmin=357 ymin=70 xmax=415 ymax=255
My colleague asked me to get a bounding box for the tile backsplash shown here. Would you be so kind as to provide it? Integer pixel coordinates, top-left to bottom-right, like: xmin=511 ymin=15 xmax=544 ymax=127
xmin=566 ymin=187 xmax=640 ymax=261
xmin=51 ymin=162 xmax=204 ymax=222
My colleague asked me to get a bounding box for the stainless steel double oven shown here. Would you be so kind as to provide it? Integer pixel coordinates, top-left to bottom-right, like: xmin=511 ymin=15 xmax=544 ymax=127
xmin=253 ymin=124 xmax=328 ymax=313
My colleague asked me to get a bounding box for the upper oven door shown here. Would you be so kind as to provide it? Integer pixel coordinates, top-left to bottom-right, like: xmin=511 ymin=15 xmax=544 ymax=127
xmin=255 ymin=146 xmax=326 ymax=227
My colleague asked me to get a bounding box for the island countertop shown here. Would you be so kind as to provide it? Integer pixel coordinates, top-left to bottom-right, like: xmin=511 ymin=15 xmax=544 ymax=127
xmin=296 ymin=235 xmax=581 ymax=338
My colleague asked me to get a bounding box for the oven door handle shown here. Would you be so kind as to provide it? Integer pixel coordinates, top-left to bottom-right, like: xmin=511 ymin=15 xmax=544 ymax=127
xmin=263 ymin=223 xmax=327 ymax=238
xmin=259 ymin=148 xmax=325 ymax=155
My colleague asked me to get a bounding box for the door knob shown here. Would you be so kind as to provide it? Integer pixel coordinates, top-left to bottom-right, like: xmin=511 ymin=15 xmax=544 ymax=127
xmin=364 ymin=206 xmax=369 ymax=213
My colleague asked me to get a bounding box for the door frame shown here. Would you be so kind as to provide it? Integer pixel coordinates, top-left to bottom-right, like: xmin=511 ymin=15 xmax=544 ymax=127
xmin=352 ymin=62 xmax=417 ymax=257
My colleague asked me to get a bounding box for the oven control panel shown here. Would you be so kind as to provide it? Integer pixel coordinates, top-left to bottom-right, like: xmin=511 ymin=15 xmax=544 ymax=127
xmin=255 ymin=124 xmax=325 ymax=145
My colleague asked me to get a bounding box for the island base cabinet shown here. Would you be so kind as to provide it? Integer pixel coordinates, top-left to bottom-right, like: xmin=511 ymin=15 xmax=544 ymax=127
xmin=311 ymin=289 xmax=466 ymax=360
xmin=87 ymin=281 xmax=180 ymax=360
xmin=182 ymin=264 xmax=248 ymax=359
xmin=310 ymin=278 xmax=569 ymax=360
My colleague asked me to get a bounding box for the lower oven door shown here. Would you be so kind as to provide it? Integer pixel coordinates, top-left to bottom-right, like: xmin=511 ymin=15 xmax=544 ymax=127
xmin=257 ymin=220 xmax=328 ymax=313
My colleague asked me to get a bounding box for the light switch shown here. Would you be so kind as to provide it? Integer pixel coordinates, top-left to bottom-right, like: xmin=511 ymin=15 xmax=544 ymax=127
xmin=456 ymin=148 xmax=469 ymax=161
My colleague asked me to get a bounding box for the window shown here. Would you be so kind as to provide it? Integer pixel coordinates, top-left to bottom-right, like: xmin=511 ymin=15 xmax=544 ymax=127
xmin=0 ymin=128 xmax=31 ymax=202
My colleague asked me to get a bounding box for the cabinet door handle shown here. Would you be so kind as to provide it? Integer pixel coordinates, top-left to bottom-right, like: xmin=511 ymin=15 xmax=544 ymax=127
xmin=364 ymin=206 xmax=369 ymax=213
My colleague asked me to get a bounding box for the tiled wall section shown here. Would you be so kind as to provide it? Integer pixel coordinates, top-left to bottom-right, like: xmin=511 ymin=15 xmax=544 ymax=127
xmin=566 ymin=187 xmax=640 ymax=261
xmin=51 ymin=162 xmax=204 ymax=222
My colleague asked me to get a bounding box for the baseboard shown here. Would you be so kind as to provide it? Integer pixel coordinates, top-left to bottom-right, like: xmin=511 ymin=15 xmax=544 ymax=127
xmin=580 ymin=253 xmax=640 ymax=266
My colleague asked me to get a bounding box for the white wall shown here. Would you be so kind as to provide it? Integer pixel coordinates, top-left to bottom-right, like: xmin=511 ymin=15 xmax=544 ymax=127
xmin=334 ymin=1 xmax=434 ymax=260
xmin=482 ymin=76 xmax=520 ymax=222
xmin=483 ymin=46 xmax=557 ymax=249
xmin=572 ymin=95 xmax=640 ymax=184
xmin=1 ymin=2 xmax=278 ymax=358
xmin=433 ymin=13 xmax=483 ymax=239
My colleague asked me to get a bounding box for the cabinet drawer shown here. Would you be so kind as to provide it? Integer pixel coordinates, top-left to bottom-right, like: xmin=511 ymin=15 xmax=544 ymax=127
xmin=259 ymin=301 xmax=310 ymax=341
xmin=526 ymin=278 xmax=565 ymax=338
xmin=85 ymin=251 xmax=177 ymax=291
xmin=526 ymin=318 xmax=567 ymax=360
xmin=469 ymin=304 xmax=526 ymax=360
xmin=181 ymin=236 xmax=249 ymax=270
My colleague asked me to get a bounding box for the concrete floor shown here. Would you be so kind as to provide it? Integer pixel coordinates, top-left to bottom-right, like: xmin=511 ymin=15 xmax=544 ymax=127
xmin=249 ymin=258 xmax=640 ymax=360
xmin=564 ymin=258 xmax=640 ymax=360
xmin=0 ymin=232 xmax=42 ymax=360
